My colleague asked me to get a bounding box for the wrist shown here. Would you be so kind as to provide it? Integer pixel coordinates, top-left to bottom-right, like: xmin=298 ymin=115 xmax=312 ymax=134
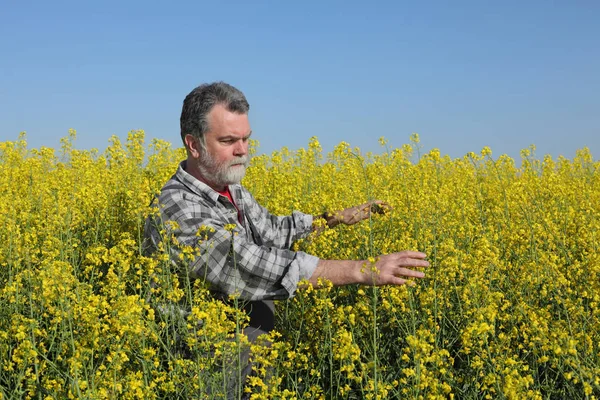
xmin=353 ymin=260 xmax=369 ymax=285
xmin=322 ymin=211 xmax=340 ymax=228
xmin=357 ymin=259 xmax=379 ymax=285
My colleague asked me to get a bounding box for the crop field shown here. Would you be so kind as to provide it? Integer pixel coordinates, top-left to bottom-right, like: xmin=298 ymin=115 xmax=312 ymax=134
xmin=1 ymin=130 xmax=599 ymax=399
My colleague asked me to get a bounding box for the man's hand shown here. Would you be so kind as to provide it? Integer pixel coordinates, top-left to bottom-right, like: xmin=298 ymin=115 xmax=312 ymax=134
xmin=307 ymin=251 xmax=428 ymax=288
xmin=326 ymin=200 xmax=391 ymax=227
xmin=361 ymin=251 xmax=428 ymax=286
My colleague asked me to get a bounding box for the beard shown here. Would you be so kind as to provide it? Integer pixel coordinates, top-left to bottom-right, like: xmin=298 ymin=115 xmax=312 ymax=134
xmin=196 ymin=147 xmax=250 ymax=188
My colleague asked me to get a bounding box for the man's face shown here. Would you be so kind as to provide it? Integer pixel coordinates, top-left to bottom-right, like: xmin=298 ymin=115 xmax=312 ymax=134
xmin=195 ymin=104 xmax=251 ymax=189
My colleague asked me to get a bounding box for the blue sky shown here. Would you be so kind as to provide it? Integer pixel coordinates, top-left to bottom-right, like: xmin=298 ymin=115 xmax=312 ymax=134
xmin=1 ymin=1 xmax=598 ymax=161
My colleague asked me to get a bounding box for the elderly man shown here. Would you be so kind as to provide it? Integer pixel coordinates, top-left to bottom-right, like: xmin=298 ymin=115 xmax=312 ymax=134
xmin=144 ymin=81 xmax=428 ymax=396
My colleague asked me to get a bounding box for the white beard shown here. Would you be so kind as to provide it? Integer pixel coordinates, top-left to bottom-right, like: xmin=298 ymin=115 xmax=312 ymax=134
xmin=197 ymin=147 xmax=250 ymax=187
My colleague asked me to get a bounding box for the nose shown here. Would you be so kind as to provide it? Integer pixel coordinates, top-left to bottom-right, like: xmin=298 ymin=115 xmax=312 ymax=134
xmin=233 ymin=139 xmax=248 ymax=156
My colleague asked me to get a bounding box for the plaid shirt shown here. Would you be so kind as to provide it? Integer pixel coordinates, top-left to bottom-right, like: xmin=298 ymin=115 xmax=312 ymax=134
xmin=144 ymin=161 xmax=319 ymax=301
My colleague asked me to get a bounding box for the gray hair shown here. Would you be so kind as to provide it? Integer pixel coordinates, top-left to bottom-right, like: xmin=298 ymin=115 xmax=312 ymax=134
xmin=180 ymin=81 xmax=250 ymax=148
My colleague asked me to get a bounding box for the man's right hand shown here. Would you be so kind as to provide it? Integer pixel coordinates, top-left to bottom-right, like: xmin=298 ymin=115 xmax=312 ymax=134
xmin=307 ymin=251 xmax=428 ymax=288
xmin=363 ymin=251 xmax=428 ymax=286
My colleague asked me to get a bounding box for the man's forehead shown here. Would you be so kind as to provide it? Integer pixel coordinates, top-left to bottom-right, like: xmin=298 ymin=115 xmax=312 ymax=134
xmin=208 ymin=104 xmax=251 ymax=136
xmin=209 ymin=103 xmax=248 ymax=120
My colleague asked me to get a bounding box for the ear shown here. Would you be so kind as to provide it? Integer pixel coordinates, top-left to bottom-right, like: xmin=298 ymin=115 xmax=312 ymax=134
xmin=184 ymin=134 xmax=201 ymax=158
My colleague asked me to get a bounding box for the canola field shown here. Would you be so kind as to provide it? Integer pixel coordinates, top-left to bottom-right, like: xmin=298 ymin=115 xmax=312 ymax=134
xmin=1 ymin=130 xmax=599 ymax=399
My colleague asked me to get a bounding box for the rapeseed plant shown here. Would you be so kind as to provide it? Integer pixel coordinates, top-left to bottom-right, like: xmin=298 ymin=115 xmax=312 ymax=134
xmin=0 ymin=130 xmax=598 ymax=399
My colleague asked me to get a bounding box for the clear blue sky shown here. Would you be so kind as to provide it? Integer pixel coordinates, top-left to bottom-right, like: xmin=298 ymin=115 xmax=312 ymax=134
xmin=2 ymin=1 xmax=599 ymax=161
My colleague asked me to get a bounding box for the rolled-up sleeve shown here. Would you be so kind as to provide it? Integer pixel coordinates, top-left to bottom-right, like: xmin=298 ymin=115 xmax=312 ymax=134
xmin=174 ymin=216 xmax=319 ymax=300
xmin=195 ymin=221 xmax=318 ymax=299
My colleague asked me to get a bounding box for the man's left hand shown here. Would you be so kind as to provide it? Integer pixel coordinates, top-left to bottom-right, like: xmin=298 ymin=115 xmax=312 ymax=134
xmin=327 ymin=200 xmax=391 ymax=227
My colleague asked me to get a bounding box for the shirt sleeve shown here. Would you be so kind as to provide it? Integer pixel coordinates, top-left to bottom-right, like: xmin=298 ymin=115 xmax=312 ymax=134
xmin=155 ymin=192 xmax=319 ymax=301
xmin=189 ymin=218 xmax=319 ymax=301
xmin=239 ymin=186 xmax=314 ymax=250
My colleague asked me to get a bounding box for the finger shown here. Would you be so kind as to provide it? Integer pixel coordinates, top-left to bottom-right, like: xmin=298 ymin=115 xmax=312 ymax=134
xmin=390 ymin=276 xmax=408 ymax=286
xmin=369 ymin=201 xmax=389 ymax=214
xmin=380 ymin=202 xmax=393 ymax=211
xmin=372 ymin=200 xmax=391 ymax=208
xmin=370 ymin=203 xmax=383 ymax=214
xmin=396 ymin=267 xmax=426 ymax=279
xmin=396 ymin=250 xmax=427 ymax=259
xmin=382 ymin=256 xmax=429 ymax=270
xmin=399 ymin=258 xmax=430 ymax=268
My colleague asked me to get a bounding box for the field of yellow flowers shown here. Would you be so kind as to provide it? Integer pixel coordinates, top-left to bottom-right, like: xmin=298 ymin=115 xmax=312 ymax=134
xmin=1 ymin=130 xmax=599 ymax=399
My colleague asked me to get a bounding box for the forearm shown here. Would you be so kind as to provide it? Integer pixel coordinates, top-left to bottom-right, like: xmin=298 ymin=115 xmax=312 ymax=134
xmin=303 ymin=251 xmax=429 ymax=290
xmin=306 ymin=259 xmax=367 ymax=287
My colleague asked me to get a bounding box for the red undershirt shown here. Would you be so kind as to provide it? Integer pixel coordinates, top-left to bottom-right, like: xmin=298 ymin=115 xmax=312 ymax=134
xmin=217 ymin=186 xmax=242 ymax=223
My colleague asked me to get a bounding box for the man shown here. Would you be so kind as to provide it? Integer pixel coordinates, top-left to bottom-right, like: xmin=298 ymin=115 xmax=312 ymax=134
xmin=143 ymin=81 xmax=428 ymax=395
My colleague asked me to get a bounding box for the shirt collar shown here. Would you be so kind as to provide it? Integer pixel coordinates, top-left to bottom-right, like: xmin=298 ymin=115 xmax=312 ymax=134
xmin=176 ymin=160 xmax=242 ymax=205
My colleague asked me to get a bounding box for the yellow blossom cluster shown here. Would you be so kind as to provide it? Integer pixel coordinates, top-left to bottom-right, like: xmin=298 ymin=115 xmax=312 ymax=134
xmin=1 ymin=131 xmax=598 ymax=399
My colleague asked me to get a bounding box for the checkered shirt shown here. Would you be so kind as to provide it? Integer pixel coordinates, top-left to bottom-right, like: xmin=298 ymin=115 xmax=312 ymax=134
xmin=143 ymin=161 xmax=319 ymax=301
